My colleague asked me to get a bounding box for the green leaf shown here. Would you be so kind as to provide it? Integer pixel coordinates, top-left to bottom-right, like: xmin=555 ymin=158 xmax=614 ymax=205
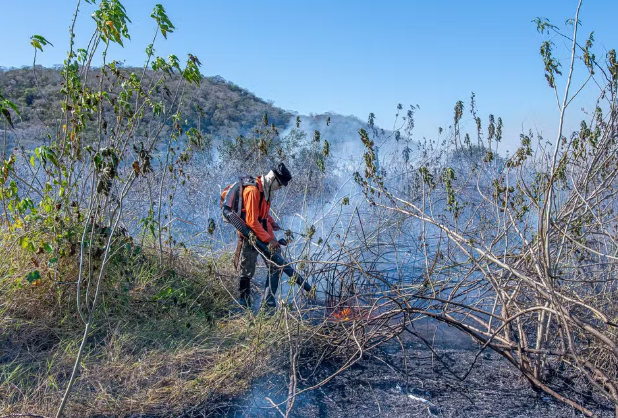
xmin=93 ymin=0 xmax=131 ymax=46
xmin=30 ymin=155 xmax=36 ymax=168
xmin=151 ymin=4 xmax=175 ymax=39
xmin=25 ymin=270 xmax=41 ymax=284
xmin=30 ymin=35 xmax=53 ymax=51
xmin=44 ymin=243 xmax=53 ymax=253
xmin=19 ymin=236 xmax=29 ymax=249
xmin=4 ymin=99 xmax=20 ymax=113
xmin=1 ymin=108 xmax=14 ymax=128
xmin=46 ymin=149 xmax=59 ymax=167
xmin=154 ymin=287 xmax=173 ymax=300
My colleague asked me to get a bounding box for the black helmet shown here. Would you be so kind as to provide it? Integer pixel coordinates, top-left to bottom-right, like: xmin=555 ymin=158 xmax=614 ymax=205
xmin=272 ymin=162 xmax=292 ymax=186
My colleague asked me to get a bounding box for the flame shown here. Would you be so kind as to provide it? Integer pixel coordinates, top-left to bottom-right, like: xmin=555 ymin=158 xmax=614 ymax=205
xmin=332 ymin=307 xmax=355 ymax=321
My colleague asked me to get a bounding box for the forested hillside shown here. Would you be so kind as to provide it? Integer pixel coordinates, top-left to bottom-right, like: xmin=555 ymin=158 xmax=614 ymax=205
xmin=0 ymin=66 xmax=291 ymax=147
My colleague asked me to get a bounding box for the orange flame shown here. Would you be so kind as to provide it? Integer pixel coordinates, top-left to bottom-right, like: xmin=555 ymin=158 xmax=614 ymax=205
xmin=332 ymin=307 xmax=355 ymax=321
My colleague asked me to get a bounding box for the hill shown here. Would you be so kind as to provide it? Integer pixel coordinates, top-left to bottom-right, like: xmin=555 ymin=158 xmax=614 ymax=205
xmin=0 ymin=66 xmax=292 ymax=148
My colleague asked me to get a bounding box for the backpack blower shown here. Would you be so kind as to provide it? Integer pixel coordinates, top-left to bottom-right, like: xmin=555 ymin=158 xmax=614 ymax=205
xmin=221 ymin=180 xmax=312 ymax=293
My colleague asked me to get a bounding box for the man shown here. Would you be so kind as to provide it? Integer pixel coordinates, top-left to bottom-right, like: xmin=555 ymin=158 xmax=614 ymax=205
xmin=236 ymin=162 xmax=292 ymax=308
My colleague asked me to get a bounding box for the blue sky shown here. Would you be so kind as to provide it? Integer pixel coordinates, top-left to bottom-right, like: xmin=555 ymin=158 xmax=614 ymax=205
xmin=2 ymin=0 xmax=617 ymax=152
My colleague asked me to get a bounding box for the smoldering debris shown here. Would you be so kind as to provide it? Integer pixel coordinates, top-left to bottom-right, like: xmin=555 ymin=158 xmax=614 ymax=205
xmin=203 ymin=331 xmax=613 ymax=418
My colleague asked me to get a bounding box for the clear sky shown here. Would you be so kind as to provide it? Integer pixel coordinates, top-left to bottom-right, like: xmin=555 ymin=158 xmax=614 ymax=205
xmin=2 ymin=0 xmax=617 ymax=152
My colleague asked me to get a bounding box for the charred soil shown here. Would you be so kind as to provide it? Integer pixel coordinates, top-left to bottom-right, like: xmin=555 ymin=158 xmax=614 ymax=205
xmin=206 ymin=324 xmax=614 ymax=418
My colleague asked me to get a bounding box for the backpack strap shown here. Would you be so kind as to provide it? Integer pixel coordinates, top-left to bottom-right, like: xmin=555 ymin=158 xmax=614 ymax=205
xmin=258 ymin=190 xmax=267 ymax=231
xmin=237 ymin=177 xmax=244 ymax=216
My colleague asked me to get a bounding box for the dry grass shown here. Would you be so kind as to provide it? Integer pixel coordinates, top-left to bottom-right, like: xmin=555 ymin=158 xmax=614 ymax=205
xmin=0 ymin=234 xmax=295 ymax=417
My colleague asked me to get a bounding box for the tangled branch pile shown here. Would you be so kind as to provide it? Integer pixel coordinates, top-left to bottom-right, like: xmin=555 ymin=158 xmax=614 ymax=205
xmin=353 ymin=9 xmax=618 ymax=416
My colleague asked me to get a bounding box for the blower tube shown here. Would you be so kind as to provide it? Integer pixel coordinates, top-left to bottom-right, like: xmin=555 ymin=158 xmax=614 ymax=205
xmin=223 ymin=207 xmax=312 ymax=292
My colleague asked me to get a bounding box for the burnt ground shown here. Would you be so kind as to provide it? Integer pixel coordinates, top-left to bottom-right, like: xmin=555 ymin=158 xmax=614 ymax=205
xmin=205 ymin=322 xmax=614 ymax=418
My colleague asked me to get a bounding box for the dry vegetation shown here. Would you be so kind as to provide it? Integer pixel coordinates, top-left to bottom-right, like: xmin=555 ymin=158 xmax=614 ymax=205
xmin=3 ymin=1 xmax=618 ymax=418
xmin=352 ymin=4 xmax=618 ymax=416
xmin=1 ymin=243 xmax=258 ymax=416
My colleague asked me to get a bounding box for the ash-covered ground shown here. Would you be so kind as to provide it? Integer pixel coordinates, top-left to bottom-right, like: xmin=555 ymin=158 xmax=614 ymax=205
xmin=209 ymin=322 xmax=614 ymax=418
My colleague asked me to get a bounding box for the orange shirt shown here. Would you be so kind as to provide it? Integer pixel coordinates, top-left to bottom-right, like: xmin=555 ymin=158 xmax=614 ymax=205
xmin=241 ymin=176 xmax=275 ymax=243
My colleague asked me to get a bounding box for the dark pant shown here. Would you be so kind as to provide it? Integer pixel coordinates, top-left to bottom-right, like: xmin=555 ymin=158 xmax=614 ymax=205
xmin=237 ymin=237 xmax=283 ymax=306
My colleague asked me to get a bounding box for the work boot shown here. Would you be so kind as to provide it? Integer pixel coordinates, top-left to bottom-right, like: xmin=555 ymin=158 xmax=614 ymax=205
xmin=238 ymin=276 xmax=252 ymax=308
xmin=237 ymin=296 xmax=252 ymax=309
